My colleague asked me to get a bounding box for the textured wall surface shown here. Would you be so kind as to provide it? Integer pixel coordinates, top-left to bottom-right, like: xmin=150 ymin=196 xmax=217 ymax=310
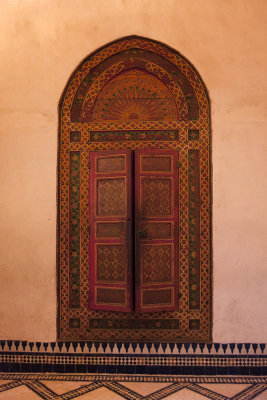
xmin=0 ymin=0 xmax=266 ymax=342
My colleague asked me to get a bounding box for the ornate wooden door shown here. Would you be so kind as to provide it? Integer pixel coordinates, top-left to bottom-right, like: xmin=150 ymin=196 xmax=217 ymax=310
xmin=89 ymin=149 xmax=179 ymax=313
xmin=58 ymin=36 xmax=212 ymax=341
xmin=89 ymin=150 xmax=133 ymax=312
xmin=135 ymin=150 xmax=179 ymax=312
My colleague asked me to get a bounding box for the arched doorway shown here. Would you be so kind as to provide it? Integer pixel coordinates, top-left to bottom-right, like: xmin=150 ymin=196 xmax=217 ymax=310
xmin=58 ymin=36 xmax=212 ymax=342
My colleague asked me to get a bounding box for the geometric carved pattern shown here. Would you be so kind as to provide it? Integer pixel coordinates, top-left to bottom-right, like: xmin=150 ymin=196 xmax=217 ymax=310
xmin=90 ymin=69 xmax=178 ymax=122
xmin=141 ymin=156 xmax=172 ymax=172
xmin=142 ymin=288 xmax=173 ymax=305
xmin=96 ymin=288 xmax=125 ymax=305
xmin=96 ymin=222 xmax=124 ymax=238
xmin=97 ymin=178 xmax=126 ymax=216
xmin=188 ymin=129 xmax=199 ymax=140
xmin=188 ymin=150 xmax=200 ymax=309
xmin=90 ymin=130 xmax=179 ymax=142
xmin=142 ymin=222 xmax=172 ymax=239
xmin=97 ymin=155 xmax=125 ymax=173
xmin=142 ymin=179 xmax=171 ymax=217
xmin=142 ymin=245 xmax=172 ymax=283
xmin=135 ymin=149 xmax=178 ymax=313
xmin=69 ymin=151 xmax=81 ymax=308
xmin=58 ymin=36 xmax=211 ymax=341
xmin=97 ymin=245 xmax=125 ymax=282
xmin=89 ymin=150 xmax=132 ymax=313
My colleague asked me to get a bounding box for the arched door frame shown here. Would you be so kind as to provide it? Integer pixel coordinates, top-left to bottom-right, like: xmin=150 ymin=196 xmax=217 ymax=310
xmin=57 ymin=35 xmax=212 ymax=342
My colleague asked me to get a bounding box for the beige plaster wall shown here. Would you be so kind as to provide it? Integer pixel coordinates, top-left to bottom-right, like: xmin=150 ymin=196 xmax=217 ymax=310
xmin=0 ymin=0 xmax=266 ymax=342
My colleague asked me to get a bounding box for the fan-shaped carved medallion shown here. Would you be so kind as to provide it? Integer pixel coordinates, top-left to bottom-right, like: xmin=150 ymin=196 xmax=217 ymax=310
xmin=90 ymin=69 xmax=178 ymax=122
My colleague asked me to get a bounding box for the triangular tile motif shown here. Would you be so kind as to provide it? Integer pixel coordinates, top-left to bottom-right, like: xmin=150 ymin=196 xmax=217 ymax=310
xmin=165 ymin=388 xmax=210 ymax=399
xmin=0 ymin=380 xmax=13 ymax=386
xmin=39 ymin=380 xmax=89 ymax=395
xmin=118 ymin=381 xmax=172 ymax=396
xmin=199 ymin=383 xmax=251 ymax=397
xmin=0 ymin=385 xmax=41 ymax=400
xmin=253 ymin=390 xmax=267 ymax=399
xmin=74 ymin=386 xmax=125 ymax=400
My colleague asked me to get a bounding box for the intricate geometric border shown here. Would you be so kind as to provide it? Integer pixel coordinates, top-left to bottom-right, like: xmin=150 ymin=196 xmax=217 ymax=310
xmin=1 ymin=341 xmax=266 ymax=354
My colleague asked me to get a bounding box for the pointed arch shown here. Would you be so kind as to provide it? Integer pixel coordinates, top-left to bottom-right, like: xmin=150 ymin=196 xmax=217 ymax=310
xmin=58 ymin=36 xmax=212 ymax=342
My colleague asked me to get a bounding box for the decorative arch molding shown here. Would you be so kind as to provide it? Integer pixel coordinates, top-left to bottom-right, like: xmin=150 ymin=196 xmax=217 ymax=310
xmin=85 ymin=68 xmax=182 ymax=121
xmin=58 ymin=36 xmax=212 ymax=341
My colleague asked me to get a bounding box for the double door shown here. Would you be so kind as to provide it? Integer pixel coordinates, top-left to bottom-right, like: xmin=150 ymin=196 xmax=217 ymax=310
xmin=89 ymin=149 xmax=179 ymax=313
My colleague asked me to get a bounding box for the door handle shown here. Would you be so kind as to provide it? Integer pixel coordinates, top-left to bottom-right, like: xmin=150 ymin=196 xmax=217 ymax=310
xmin=137 ymin=229 xmax=147 ymax=238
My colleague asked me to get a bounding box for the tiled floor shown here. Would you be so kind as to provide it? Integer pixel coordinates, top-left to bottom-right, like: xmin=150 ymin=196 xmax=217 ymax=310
xmin=0 ymin=375 xmax=266 ymax=400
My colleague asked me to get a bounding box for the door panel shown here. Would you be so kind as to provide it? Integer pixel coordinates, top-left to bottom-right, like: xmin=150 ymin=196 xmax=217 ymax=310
xmin=135 ymin=150 xmax=179 ymax=312
xmin=89 ymin=150 xmax=133 ymax=312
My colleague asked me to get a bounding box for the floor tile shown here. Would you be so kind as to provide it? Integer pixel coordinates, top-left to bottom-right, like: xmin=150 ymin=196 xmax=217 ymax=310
xmin=165 ymin=388 xmax=210 ymax=400
xmin=253 ymin=390 xmax=267 ymax=399
xmin=199 ymin=383 xmax=251 ymax=397
xmin=39 ymin=379 xmax=89 ymax=394
xmin=118 ymin=381 xmax=172 ymax=396
xmin=75 ymin=386 xmax=125 ymax=400
xmin=0 ymin=385 xmax=41 ymax=400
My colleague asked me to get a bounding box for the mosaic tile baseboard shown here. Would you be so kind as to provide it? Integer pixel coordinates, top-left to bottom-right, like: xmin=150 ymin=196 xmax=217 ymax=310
xmin=0 ymin=341 xmax=266 ymax=355
xmin=0 ymin=341 xmax=266 ymax=376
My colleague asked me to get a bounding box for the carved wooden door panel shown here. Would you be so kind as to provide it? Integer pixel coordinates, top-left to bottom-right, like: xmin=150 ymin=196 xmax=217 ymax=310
xmin=89 ymin=149 xmax=178 ymax=313
xmin=135 ymin=150 xmax=179 ymax=312
xmin=89 ymin=150 xmax=133 ymax=312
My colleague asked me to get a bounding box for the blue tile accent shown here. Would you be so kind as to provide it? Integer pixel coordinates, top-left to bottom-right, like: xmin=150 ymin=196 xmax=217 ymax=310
xmin=245 ymin=343 xmax=251 ymax=353
xmin=58 ymin=342 xmax=64 ymax=352
xmin=184 ymin=343 xmax=190 ymax=353
xmin=79 ymin=342 xmax=85 ymax=352
xmin=237 ymin=343 xmax=243 ymax=353
xmin=199 ymin=343 xmax=205 ymax=353
xmin=65 ymin=342 xmax=71 ymax=352
xmin=207 ymin=343 xmax=213 ymax=353
xmin=75 ymin=364 xmax=87 ymax=373
xmin=50 ymin=342 xmax=56 ymax=352
xmin=7 ymin=341 xmax=13 ymax=350
xmin=252 ymin=343 xmax=258 ymax=353
xmin=229 ymin=343 xmax=236 ymax=353
xmin=14 ymin=341 xmax=20 ymax=350
xmin=42 ymin=363 xmax=53 ymax=373
xmin=214 ymin=343 xmax=220 ymax=353
xmin=260 ymin=344 xmax=266 ymax=353
xmin=72 ymin=342 xmax=78 ymax=352
xmin=28 ymin=342 xmax=34 ymax=351
xmin=222 ymin=344 xmax=228 ymax=353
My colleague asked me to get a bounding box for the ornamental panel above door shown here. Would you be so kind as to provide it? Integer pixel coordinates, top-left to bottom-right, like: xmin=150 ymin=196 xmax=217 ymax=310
xmin=58 ymin=36 xmax=212 ymax=341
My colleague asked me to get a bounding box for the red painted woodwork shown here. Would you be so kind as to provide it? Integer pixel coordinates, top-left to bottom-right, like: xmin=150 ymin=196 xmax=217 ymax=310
xmin=89 ymin=149 xmax=179 ymax=313
xmin=89 ymin=150 xmax=133 ymax=312
xmin=135 ymin=150 xmax=179 ymax=312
